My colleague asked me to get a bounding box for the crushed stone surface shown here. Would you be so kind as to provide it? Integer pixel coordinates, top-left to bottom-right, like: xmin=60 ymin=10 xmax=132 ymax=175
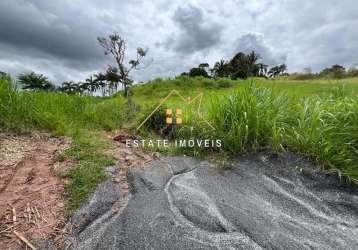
xmin=62 ymin=151 xmax=358 ymax=250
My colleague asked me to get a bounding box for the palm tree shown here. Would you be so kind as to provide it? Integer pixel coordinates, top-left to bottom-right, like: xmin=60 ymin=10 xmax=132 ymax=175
xmin=256 ymin=63 xmax=268 ymax=77
xmin=247 ymin=51 xmax=260 ymax=67
xmin=229 ymin=51 xmax=261 ymax=79
xmin=18 ymin=72 xmax=55 ymax=91
xmin=268 ymin=66 xmax=281 ymax=78
xmin=279 ymin=64 xmax=287 ymax=75
xmin=85 ymin=76 xmax=98 ymax=95
xmin=105 ymin=66 xmax=120 ymax=95
xmin=59 ymin=81 xmax=75 ymax=94
xmin=94 ymin=73 xmax=107 ymax=96
xmin=229 ymin=52 xmax=250 ymax=79
xmin=77 ymin=81 xmax=89 ymax=94
xmin=211 ymin=59 xmax=229 ymax=78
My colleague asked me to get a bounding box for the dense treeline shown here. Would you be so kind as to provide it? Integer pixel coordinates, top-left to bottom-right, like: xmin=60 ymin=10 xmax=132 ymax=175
xmin=182 ymin=51 xmax=287 ymax=79
xmin=183 ymin=51 xmax=358 ymax=81
xmin=2 ymin=61 xmax=357 ymax=97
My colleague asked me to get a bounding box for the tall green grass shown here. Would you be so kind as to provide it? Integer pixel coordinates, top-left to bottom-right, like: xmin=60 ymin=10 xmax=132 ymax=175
xmin=1 ymin=76 xmax=124 ymax=213
xmin=0 ymin=77 xmax=126 ymax=134
xmin=177 ymin=83 xmax=358 ymax=181
xmin=1 ymin=75 xmax=358 ymax=183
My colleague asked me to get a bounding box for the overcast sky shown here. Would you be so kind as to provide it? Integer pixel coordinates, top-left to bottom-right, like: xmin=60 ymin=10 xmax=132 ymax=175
xmin=0 ymin=0 xmax=357 ymax=84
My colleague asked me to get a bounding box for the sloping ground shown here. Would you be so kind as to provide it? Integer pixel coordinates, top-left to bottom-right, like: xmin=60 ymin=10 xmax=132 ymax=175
xmin=0 ymin=133 xmax=71 ymax=249
xmin=63 ymin=152 xmax=358 ymax=250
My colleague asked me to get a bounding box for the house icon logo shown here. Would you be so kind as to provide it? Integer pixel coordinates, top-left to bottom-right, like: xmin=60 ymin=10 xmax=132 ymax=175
xmin=136 ymin=89 xmax=215 ymax=130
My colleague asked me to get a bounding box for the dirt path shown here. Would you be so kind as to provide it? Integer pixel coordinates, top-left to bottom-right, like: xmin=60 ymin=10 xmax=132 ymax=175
xmin=0 ymin=133 xmax=70 ymax=249
xmin=1 ymin=130 xmax=155 ymax=249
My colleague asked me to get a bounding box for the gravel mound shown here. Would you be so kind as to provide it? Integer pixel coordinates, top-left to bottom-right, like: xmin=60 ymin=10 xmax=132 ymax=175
xmin=63 ymin=152 xmax=358 ymax=250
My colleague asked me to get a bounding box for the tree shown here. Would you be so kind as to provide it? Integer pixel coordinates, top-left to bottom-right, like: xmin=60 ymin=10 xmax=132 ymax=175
xmin=58 ymin=81 xmax=80 ymax=94
xmin=105 ymin=66 xmax=121 ymax=95
xmin=228 ymin=51 xmax=261 ymax=79
xmin=268 ymin=66 xmax=281 ymax=78
xmin=85 ymin=76 xmax=98 ymax=95
xmin=320 ymin=65 xmax=346 ymax=79
xmin=268 ymin=64 xmax=287 ymax=78
xmin=330 ymin=65 xmax=346 ymax=79
xmin=198 ymin=63 xmax=209 ymax=69
xmin=18 ymin=72 xmax=55 ymax=91
xmin=184 ymin=50 xmax=269 ymax=80
xmin=256 ymin=63 xmax=268 ymax=77
xmin=189 ymin=67 xmax=209 ymax=78
xmin=229 ymin=52 xmax=249 ymax=79
xmin=98 ymin=33 xmax=147 ymax=97
xmin=279 ymin=64 xmax=287 ymax=75
xmin=94 ymin=73 xmax=107 ymax=96
xmin=211 ymin=59 xmax=230 ymax=78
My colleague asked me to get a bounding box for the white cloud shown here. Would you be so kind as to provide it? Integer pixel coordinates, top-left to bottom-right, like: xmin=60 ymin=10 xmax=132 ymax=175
xmin=0 ymin=0 xmax=357 ymax=84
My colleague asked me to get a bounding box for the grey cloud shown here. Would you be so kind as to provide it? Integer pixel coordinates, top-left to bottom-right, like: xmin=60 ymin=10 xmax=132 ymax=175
xmin=234 ymin=33 xmax=286 ymax=66
xmin=0 ymin=0 xmax=105 ymax=62
xmin=0 ymin=0 xmax=358 ymax=83
xmin=293 ymin=19 xmax=358 ymax=71
xmin=169 ymin=5 xmax=222 ymax=54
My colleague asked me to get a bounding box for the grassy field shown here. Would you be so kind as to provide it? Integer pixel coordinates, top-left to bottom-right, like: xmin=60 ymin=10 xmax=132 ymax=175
xmin=130 ymin=76 xmax=358 ymax=106
xmin=1 ymin=75 xmax=358 ymax=211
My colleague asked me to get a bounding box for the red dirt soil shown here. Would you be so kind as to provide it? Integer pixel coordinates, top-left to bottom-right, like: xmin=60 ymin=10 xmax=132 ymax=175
xmin=0 ymin=133 xmax=71 ymax=250
xmin=107 ymin=130 xmax=155 ymax=196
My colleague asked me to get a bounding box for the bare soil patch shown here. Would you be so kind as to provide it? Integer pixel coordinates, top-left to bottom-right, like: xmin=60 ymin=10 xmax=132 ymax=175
xmin=0 ymin=133 xmax=71 ymax=249
xmin=107 ymin=129 xmax=155 ymax=196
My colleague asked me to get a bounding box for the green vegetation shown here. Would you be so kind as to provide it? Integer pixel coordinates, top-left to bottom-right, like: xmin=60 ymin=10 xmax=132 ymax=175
xmin=290 ymin=65 xmax=358 ymax=80
xmin=18 ymin=72 xmax=55 ymax=91
xmin=57 ymin=131 xmax=116 ymax=214
xmin=1 ymin=72 xmax=358 ymax=211
xmin=132 ymin=77 xmax=358 ymax=181
xmin=182 ymin=51 xmax=287 ymax=79
xmin=1 ymin=76 xmax=124 ymax=212
xmin=176 ymin=84 xmax=358 ymax=181
xmin=0 ymin=76 xmax=126 ymax=134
